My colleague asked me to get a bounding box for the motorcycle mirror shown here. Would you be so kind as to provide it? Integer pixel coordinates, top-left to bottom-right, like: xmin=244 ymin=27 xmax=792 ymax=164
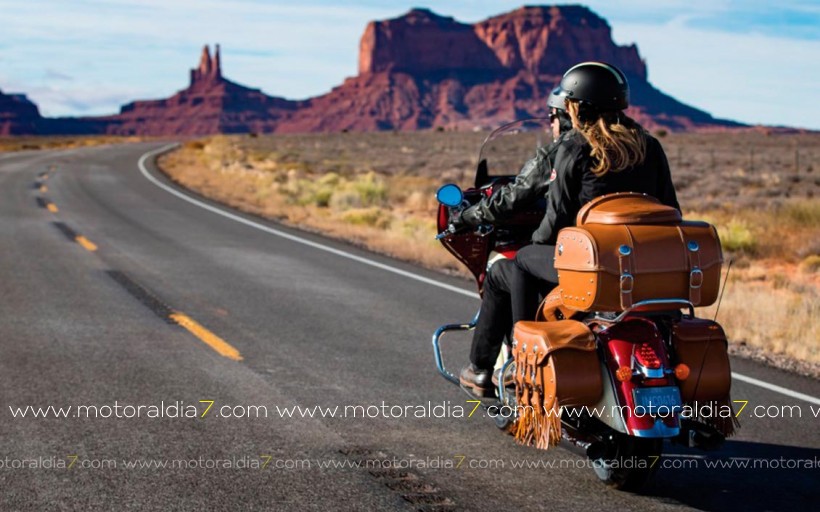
xmin=436 ymin=184 xmax=463 ymax=207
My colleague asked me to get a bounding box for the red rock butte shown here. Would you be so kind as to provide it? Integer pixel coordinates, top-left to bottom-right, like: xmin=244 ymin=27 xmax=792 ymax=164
xmin=2 ymin=5 xmax=746 ymax=136
xmin=0 ymin=88 xmax=41 ymax=135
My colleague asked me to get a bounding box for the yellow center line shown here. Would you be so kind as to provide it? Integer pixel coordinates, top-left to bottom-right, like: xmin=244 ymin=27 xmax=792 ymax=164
xmin=169 ymin=312 xmax=243 ymax=361
xmin=46 ymin=203 xmax=58 ymax=213
xmin=75 ymin=235 xmax=98 ymax=252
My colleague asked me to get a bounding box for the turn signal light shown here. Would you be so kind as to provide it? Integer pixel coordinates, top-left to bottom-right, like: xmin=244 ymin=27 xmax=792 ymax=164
xmin=616 ymin=366 xmax=633 ymax=382
xmin=674 ymin=364 xmax=690 ymax=380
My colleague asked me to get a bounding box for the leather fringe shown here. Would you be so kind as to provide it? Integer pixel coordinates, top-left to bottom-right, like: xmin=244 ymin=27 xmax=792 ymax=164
xmin=513 ymin=402 xmax=562 ymax=449
xmin=535 ymin=404 xmax=563 ymax=450
xmin=701 ymin=396 xmax=741 ymax=438
xmin=513 ymin=364 xmax=562 ymax=449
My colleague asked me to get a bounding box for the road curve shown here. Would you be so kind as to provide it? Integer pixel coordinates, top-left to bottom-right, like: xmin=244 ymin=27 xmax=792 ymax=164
xmin=0 ymin=142 xmax=818 ymax=511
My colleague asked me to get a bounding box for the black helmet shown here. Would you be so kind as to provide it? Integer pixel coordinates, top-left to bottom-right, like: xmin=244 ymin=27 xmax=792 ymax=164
xmin=547 ymin=87 xmax=566 ymax=111
xmin=547 ymin=62 xmax=629 ymax=112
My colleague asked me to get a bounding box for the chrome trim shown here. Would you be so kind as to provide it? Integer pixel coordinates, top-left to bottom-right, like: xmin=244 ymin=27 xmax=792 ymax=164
xmin=620 ymin=272 xmax=634 ymax=293
xmin=603 ymin=299 xmax=696 ymax=324
xmin=633 ymin=362 xmax=665 ymax=379
xmin=631 ymin=419 xmax=680 ymax=438
xmin=432 ymin=310 xmax=479 ymax=385
xmin=590 ymin=354 xmax=629 ymax=434
xmin=689 ymin=268 xmax=704 ymax=289
xmin=497 ymin=357 xmax=515 ymax=403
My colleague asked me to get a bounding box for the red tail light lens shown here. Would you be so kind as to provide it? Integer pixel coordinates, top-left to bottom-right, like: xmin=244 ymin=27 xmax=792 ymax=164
xmin=635 ymin=343 xmax=661 ymax=369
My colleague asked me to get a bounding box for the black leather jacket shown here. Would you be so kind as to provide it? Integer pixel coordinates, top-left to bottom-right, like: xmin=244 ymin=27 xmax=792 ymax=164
xmin=535 ymin=130 xmax=679 ymax=244
xmin=460 ymin=132 xmax=566 ymax=227
xmin=461 ymin=129 xmax=679 ymax=245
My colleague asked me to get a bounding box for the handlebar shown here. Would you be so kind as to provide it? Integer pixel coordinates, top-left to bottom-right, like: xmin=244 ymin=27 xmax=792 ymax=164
xmin=435 ymin=224 xmax=458 ymax=240
xmin=436 ymin=223 xmax=494 ymax=240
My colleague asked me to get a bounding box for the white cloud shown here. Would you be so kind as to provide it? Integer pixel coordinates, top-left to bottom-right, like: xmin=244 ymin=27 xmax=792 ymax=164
xmin=611 ymin=20 xmax=820 ymax=129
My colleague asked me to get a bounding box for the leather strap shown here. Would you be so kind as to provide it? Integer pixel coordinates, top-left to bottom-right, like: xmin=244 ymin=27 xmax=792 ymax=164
xmin=678 ymin=227 xmax=703 ymax=305
xmin=618 ymin=239 xmax=634 ymax=310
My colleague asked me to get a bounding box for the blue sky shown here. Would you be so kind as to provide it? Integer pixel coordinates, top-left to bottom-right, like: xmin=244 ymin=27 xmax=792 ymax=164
xmin=0 ymin=0 xmax=818 ymax=128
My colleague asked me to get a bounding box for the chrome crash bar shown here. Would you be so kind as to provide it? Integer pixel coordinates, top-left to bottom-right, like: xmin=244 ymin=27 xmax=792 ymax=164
xmin=432 ymin=311 xmax=479 ymax=385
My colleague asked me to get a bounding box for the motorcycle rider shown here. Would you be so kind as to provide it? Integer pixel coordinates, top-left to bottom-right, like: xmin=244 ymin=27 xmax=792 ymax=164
xmin=459 ymin=101 xmax=573 ymax=226
xmin=458 ymin=61 xmax=680 ymax=398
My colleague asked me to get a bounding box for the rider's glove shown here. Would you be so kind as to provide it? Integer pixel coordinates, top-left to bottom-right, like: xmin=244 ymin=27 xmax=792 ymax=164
xmin=458 ymin=205 xmax=484 ymax=228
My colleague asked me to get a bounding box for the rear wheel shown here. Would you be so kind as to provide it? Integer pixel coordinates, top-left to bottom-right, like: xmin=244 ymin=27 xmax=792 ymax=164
xmin=591 ymin=435 xmax=662 ymax=491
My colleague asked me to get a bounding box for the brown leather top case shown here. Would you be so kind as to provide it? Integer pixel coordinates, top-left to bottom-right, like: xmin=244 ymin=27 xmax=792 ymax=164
xmin=554 ymin=193 xmax=723 ymax=312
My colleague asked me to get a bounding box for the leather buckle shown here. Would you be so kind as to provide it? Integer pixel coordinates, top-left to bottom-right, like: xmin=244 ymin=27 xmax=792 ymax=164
xmin=620 ymin=272 xmax=634 ymax=294
xmin=689 ymin=269 xmax=703 ymax=289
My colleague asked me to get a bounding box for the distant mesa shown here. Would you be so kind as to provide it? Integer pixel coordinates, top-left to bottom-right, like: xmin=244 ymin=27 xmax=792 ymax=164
xmin=271 ymin=6 xmax=739 ymax=133
xmin=1 ymin=5 xmax=748 ymax=136
xmin=107 ymin=44 xmax=296 ymax=136
xmin=0 ymin=88 xmax=41 ymax=135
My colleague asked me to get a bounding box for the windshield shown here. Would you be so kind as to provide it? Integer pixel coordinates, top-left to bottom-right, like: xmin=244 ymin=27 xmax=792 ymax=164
xmin=477 ymin=118 xmax=553 ymax=180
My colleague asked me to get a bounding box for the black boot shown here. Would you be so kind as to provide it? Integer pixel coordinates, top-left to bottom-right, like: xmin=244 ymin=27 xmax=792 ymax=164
xmin=459 ymin=364 xmax=494 ymax=398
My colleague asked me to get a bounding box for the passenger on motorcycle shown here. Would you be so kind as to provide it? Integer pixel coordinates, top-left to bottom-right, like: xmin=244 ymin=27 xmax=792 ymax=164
xmin=458 ymin=61 xmax=680 ymax=398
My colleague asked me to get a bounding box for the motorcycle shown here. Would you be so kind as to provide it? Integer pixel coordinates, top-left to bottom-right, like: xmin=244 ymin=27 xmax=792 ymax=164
xmin=432 ymin=119 xmax=737 ymax=490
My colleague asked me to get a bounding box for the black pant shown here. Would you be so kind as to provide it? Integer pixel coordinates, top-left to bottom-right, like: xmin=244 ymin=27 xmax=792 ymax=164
xmin=469 ymin=244 xmax=559 ymax=369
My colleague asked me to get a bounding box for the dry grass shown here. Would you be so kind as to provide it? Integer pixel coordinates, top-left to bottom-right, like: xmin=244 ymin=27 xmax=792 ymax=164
xmin=0 ymin=135 xmax=143 ymax=153
xmin=159 ymin=137 xmax=458 ymax=272
xmin=688 ymin=200 xmax=820 ymax=262
xmin=698 ymin=264 xmax=819 ymax=363
xmin=159 ymin=131 xmax=820 ymax=364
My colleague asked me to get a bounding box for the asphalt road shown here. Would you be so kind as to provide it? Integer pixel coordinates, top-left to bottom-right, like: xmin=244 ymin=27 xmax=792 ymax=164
xmin=0 ymin=142 xmax=818 ymax=511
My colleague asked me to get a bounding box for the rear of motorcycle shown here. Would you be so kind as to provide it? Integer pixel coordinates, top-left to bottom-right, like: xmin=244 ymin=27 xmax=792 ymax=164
xmin=433 ymin=188 xmax=736 ymax=491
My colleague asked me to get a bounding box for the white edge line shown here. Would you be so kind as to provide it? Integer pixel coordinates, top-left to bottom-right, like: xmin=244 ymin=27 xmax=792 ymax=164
xmin=139 ymin=144 xmax=820 ymax=406
xmin=731 ymin=372 xmax=820 ymax=406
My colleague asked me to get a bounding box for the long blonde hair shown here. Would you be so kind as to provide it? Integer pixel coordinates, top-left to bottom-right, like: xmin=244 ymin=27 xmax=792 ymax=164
xmin=566 ymin=99 xmax=647 ymax=176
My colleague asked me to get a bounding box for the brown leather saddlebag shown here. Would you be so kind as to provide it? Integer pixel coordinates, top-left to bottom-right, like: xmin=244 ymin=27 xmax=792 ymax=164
xmin=670 ymin=318 xmax=739 ymax=436
xmin=671 ymin=318 xmax=731 ymax=403
xmin=554 ymin=193 xmax=723 ymax=312
xmin=511 ymin=320 xmax=601 ymax=449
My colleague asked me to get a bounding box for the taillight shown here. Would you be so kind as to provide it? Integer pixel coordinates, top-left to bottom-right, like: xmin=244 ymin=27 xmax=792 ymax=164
xmin=635 ymin=343 xmax=661 ymax=369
